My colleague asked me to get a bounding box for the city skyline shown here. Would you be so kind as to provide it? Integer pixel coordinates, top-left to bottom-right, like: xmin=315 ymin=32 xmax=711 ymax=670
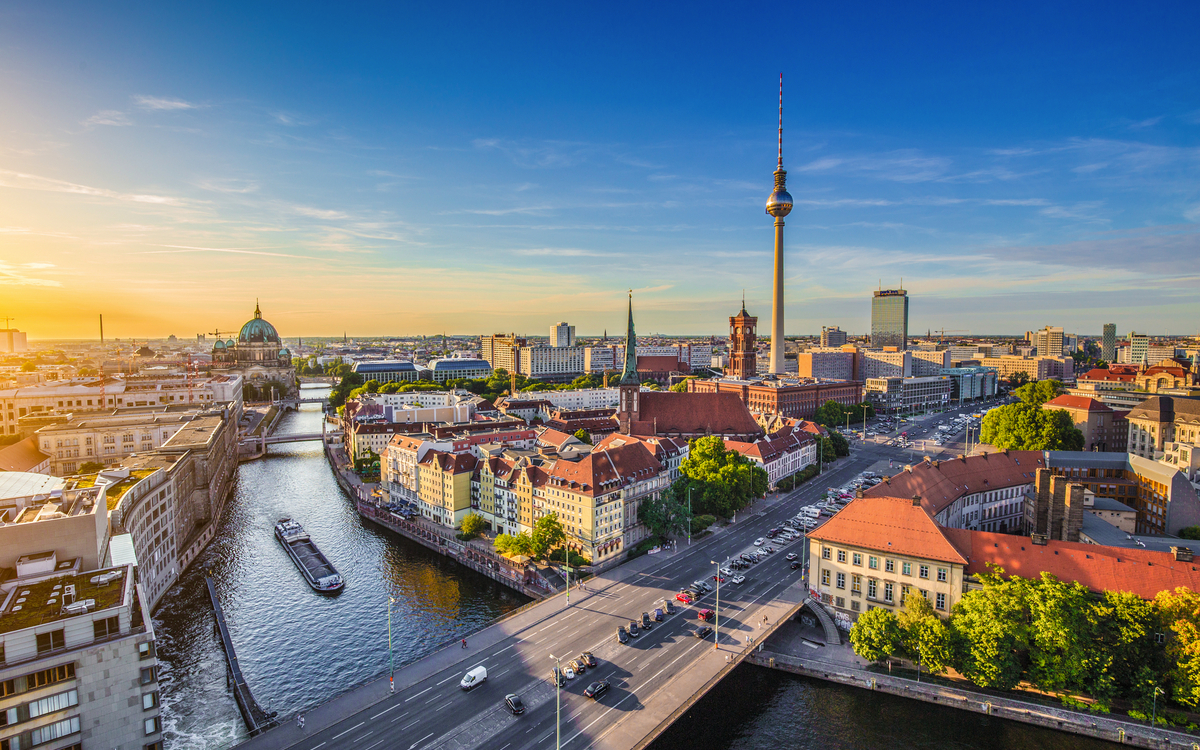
xmin=2 ymin=3 xmax=1200 ymax=339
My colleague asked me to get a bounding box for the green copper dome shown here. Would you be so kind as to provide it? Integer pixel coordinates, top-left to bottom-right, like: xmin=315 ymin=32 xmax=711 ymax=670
xmin=238 ymin=302 xmax=281 ymax=344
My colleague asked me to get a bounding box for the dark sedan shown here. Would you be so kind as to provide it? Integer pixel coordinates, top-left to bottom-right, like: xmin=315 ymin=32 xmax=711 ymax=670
xmin=584 ymin=680 xmax=610 ymax=699
xmin=504 ymin=694 xmax=525 ymax=715
xmin=694 ymin=626 xmax=713 ymax=639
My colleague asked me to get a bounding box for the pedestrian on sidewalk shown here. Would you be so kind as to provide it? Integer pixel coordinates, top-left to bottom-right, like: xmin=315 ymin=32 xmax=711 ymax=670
xmin=297 ymin=713 xmax=305 ymax=730
xmin=461 ymin=638 xmax=467 ymax=649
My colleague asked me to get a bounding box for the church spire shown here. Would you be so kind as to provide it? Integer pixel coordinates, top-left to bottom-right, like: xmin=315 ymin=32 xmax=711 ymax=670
xmin=618 ymin=290 xmax=639 ymax=385
xmin=254 ymin=299 xmax=262 ymax=319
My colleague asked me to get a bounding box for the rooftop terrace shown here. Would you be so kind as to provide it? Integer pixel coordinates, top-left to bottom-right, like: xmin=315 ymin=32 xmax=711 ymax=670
xmin=0 ymin=564 xmax=129 ymax=635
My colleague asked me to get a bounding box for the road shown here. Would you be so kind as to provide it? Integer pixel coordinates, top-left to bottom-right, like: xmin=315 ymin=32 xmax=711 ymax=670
xmin=275 ymin=454 xmax=886 ymax=750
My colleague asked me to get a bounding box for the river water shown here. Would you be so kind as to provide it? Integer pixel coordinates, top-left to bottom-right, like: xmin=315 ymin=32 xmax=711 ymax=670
xmin=155 ymin=386 xmax=1116 ymax=750
xmin=155 ymin=388 xmax=529 ymax=749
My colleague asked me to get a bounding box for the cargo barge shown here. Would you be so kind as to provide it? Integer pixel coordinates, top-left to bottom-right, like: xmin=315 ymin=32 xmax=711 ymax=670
xmin=274 ymin=518 xmax=344 ymax=594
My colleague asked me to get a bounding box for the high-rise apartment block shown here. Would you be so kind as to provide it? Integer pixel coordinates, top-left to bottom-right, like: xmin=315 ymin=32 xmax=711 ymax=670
xmin=728 ymin=305 xmax=758 ymax=379
xmin=1102 ymin=323 xmax=1117 ymax=362
xmin=912 ymin=349 xmax=951 ymax=377
xmin=550 ymin=322 xmax=575 ymax=348
xmin=480 ymin=334 xmax=527 ymax=374
xmin=870 ymin=288 xmax=909 ymax=350
xmin=1125 ymin=333 xmax=1150 ymax=365
xmin=1034 ymin=326 xmax=1064 ymax=357
xmin=0 ymin=329 xmax=28 ymax=353
xmin=820 ymin=326 xmax=847 ymax=348
xmin=861 ymin=349 xmax=912 ymax=379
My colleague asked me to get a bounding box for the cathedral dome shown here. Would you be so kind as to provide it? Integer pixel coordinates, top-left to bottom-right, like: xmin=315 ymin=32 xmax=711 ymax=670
xmin=213 ymin=340 xmax=226 ymax=350
xmin=238 ymin=302 xmax=281 ymax=344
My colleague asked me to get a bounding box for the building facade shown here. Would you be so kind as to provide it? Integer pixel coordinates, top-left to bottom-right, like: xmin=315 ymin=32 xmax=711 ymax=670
xmin=687 ymin=378 xmax=862 ymax=421
xmin=820 ymin=326 xmax=848 ymax=348
xmin=870 ymin=288 xmax=909 ymax=350
xmin=1042 ymin=394 xmax=1127 ymax=452
xmin=864 ymin=376 xmax=951 ymax=415
xmin=1034 ymin=326 xmax=1064 ymax=357
xmin=480 ymin=334 xmax=527 ymax=374
xmin=1102 ymin=323 xmax=1117 ymax=362
xmin=550 ymin=322 xmax=575 ymax=348
xmin=210 ymin=303 xmax=296 ymax=398
xmin=728 ymin=306 xmax=758 ymax=380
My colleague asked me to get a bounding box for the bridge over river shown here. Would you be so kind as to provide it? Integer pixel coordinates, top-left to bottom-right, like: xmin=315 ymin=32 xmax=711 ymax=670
xmin=230 ymin=458 xmax=867 ymax=750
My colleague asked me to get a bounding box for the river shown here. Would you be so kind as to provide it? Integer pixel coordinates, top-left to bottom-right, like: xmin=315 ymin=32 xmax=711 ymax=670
xmin=155 ymin=386 xmax=1116 ymax=750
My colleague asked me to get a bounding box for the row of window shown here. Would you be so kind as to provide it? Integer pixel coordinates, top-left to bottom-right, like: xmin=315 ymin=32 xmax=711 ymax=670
xmin=0 ymin=689 xmax=78 ymax=729
xmin=0 ymin=715 xmax=80 ymax=750
xmin=0 ymin=664 xmax=75 ymax=699
xmin=822 ymin=548 xmax=947 ymax=581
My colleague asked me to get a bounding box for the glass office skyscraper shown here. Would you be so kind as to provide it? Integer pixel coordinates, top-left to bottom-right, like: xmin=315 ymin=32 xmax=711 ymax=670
xmin=1103 ymin=323 xmax=1116 ymax=362
xmin=871 ymin=288 xmax=909 ymax=349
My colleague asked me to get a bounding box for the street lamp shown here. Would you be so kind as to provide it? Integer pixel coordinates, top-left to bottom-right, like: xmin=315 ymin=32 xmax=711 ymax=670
xmin=687 ymin=486 xmax=692 ymax=546
xmin=387 ymin=596 xmax=396 ymax=694
xmin=710 ymin=560 xmax=722 ymax=649
xmin=1152 ymin=685 xmax=1163 ymax=726
xmin=549 ymin=654 xmax=562 ymax=750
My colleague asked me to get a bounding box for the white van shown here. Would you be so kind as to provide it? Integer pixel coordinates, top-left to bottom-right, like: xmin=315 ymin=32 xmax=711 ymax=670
xmin=801 ymin=506 xmax=821 ymax=519
xmin=460 ymin=665 xmax=487 ymax=691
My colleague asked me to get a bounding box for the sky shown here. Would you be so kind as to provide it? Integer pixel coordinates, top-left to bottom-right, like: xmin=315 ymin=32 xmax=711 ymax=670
xmin=1 ymin=2 xmax=1199 ymax=341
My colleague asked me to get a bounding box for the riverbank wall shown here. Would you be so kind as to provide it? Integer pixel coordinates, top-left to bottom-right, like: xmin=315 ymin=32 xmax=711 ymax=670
xmin=748 ymin=649 xmax=1198 ymax=749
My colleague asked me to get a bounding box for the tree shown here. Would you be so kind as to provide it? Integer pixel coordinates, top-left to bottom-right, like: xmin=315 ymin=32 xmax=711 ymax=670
xmin=849 ymin=607 xmax=903 ymax=664
xmin=1092 ymin=590 xmax=1164 ymax=706
xmin=979 ymin=400 xmax=1084 ymax=451
xmin=1006 ymin=371 xmax=1031 ymax=388
xmin=827 ymin=431 xmax=850 ymax=457
xmin=670 ymin=377 xmax=697 ymax=393
xmin=1025 ymin=574 xmax=1097 ymax=694
xmin=819 ymin=436 xmax=837 ymax=463
xmin=638 ymin=491 xmax=693 ymax=540
xmin=897 ymin=591 xmax=952 ymax=676
xmin=1014 ymin=379 xmax=1065 ymax=406
xmin=78 ymin=461 xmax=106 ymax=474
xmin=494 ymin=532 xmax=535 ymax=558
xmin=20 ymin=361 xmax=36 ymax=372
xmin=1179 ymin=527 xmax=1200 ymax=541
xmin=813 ymin=400 xmax=845 ymax=429
xmin=572 ymin=429 xmax=592 ymax=445
xmin=951 ymin=568 xmax=1030 ymax=690
xmin=460 ymin=512 xmax=487 ymax=539
xmin=673 ymin=436 xmax=768 ymax=517
xmin=1155 ymin=588 xmax=1200 ymax=708
xmin=530 ymin=513 xmax=567 ymax=560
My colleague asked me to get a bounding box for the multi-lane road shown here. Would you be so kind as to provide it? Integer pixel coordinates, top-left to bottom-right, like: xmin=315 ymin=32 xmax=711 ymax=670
xmin=268 ymin=454 xmax=887 ymax=750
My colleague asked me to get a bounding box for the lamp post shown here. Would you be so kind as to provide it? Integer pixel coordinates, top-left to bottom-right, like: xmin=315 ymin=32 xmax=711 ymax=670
xmin=549 ymin=654 xmax=562 ymax=750
xmin=563 ymin=544 xmax=570 ymax=607
xmin=387 ymin=596 xmax=396 ymax=694
xmin=711 ymin=559 xmax=722 ymax=649
xmin=687 ymin=486 xmax=692 ymax=546
xmin=1152 ymin=685 xmax=1163 ymax=727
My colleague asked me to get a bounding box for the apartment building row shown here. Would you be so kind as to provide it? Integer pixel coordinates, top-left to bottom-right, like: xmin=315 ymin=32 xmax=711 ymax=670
xmin=481 ymin=334 xmax=711 ymax=381
xmin=0 ymin=373 xmax=243 ymax=437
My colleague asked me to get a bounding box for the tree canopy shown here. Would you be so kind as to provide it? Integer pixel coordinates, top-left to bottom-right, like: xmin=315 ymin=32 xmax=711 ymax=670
xmin=460 ymin=512 xmax=487 ymax=539
xmin=637 ymin=489 xmax=693 ymax=540
xmin=669 ymin=436 xmax=768 ymax=517
xmin=812 ymin=400 xmax=875 ymax=429
xmin=978 ymin=380 xmax=1084 ymax=451
xmin=849 ymin=608 xmax=903 ymax=664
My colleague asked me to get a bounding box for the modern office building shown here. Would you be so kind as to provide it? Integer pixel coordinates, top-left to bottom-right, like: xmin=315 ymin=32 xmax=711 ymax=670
xmin=1033 ymin=326 xmax=1065 ymax=357
xmin=863 ymin=375 xmax=952 ymax=415
xmin=1125 ymin=333 xmax=1150 ymax=365
xmin=796 ymin=349 xmax=855 ymax=381
xmin=870 ymin=288 xmax=909 ymax=350
xmin=1102 ymin=323 xmax=1117 ymax=362
xmin=351 ymin=360 xmax=421 ymax=384
xmin=860 ymin=349 xmax=912 ymax=380
xmin=911 ymin=349 xmax=951 ymax=377
xmin=480 ymin=334 xmax=527 ymax=374
xmin=940 ymin=366 xmax=998 ymax=403
xmin=424 ymin=357 xmax=492 ymax=384
xmin=820 ymin=326 xmax=847 ymax=348
xmin=549 ymin=322 xmax=575 ymax=348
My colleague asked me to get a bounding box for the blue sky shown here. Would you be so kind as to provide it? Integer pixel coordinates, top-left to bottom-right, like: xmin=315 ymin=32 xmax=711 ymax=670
xmin=1 ymin=2 xmax=1198 ymax=339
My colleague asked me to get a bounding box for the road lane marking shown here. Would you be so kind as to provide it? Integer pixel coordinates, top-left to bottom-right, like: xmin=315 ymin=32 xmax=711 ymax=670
xmin=409 ymin=731 xmax=435 ymax=749
xmin=401 ymin=718 xmax=421 ymax=730
xmin=404 ymin=686 xmax=433 ymax=702
xmin=371 ymin=703 xmax=401 ymax=719
xmin=436 ymin=673 xmax=458 ymax=685
xmin=363 ymin=739 xmax=387 ymax=750
xmin=331 ymin=721 xmax=364 ymax=740
xmin=354 ymin=731 xmax=374 ymax=742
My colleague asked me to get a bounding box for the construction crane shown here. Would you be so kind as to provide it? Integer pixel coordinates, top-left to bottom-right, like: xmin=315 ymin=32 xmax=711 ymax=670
xmin=934 ymin=328 xmax=969 ymax=344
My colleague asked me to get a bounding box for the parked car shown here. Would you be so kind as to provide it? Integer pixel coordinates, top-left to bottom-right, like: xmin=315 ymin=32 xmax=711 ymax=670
xmin=629 ymin=621 xmax=640 ymax=637
xmin=617 ymin=626 xmax=629 ymax=644
xmin=584 ymin=680 xmax=609 ymax=699
xmin=664 ymin=599 xmax=677 ymax=614
xmin=552 ymin=667 xmax=566 ymax=687
xmin=569 ymin=659 xmax=585 ymax=675
xmin=581 ymin=651 xmax=598 ymax=667
xmin=641 ymin=612 xmax=653 ymax=630
xmin=504 ymin=694 xmax=525 ymax=715
xmin=563 ymin=667 xmax=576 ymax=680
xmin=712 ymin=575 xmax=725 ymax=583
xmin=753 ymin=537 xmax=765 ymax=546
xmin=697 ymin=608 xmax=715 ymax=622
xmin=654 ymin=608 xmax=664 ymax=622
xmin=731 ymin=575 xmax=745 ymax=584
xmin=694 ymin=626 xmax=714 ymax=639
xmin=676 ymin=591 xmax=693 ymax=604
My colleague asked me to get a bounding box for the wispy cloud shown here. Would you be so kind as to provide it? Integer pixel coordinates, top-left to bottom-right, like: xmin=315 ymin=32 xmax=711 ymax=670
xmin=0 ymin=261 xmax=61 ymax=287
xmin=457 ymin=206 xmax=556 ymax=216
xmin=291 ymin=205 xmax=349 ymax=220
xmin=513 ymin=247 xmax=612 ymax=257
xmin=135 ymin=95 xmax=198 ymax=110
xmin=142 ymin=245 xmax=305 ymax=258
xmin=1128 ymin=116 xmax=1163 ymax=130
xmin=1039 ymin=201 xmax=1108 ymax=222
xmin=0 ymin=169 xmax=184 ymax=206
xmin=82 ymin=110 xmax=132 ymax=127
xmin=195 ymin=178 xmax=259 ymax=194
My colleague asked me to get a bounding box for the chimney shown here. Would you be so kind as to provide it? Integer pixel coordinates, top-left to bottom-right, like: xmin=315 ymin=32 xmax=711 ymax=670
xmin=1031 ymin=533 xmax=1048 ymax=546
xmin=856 ymin=487 xmax=864 ymax=498
xmin=912 ymin=494 xmax=922 ymax=507
xmin=1172 ymin=546 xmax=1195 ymax=563
xmin=957 ymin=454 xmax=967 ymax=461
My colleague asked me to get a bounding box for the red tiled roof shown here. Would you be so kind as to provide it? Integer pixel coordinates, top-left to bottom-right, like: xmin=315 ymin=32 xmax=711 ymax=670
xmin=864 ymin=451 xmax=1045 ymax=515
xmin=808 ymin=495 xmax=968 ymax=565
xmin=1044 ymin=394 xmax=1112 ymax=412
xmin=942 ymin=528 xmax=1200 ymax=600
xmin=1080 ymin=368 xmax=1134 ymax=383
xmin=536 ymin=427 xmax=575 ymax=449
xmin=419 ymin=449 xmax=476 ymax=474
xmin=636 ymin=391 xmax=763 ymax=438
xmin=540 ymin=441 xmax=662 ymax=497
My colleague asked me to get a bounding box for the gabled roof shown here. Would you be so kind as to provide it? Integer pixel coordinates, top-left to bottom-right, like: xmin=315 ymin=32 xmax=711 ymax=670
xmin=634 ymin=391 xmax=763 ymax=438
xmin=0 ymin=437 xmax=51 ymax=473
xmin=1080 ymin=368 xmax=1134 ymax=383
xmin=864 ymin=451 xmax=1045 ymax=515
xmin=807 ymin=495 xmax=968 ymax=565
xmin=418 ymin=449 xmax=476 ymax=474
xmin=1127 ymin=395 xmax=1200 ymax=425
xmin=942 ymin=528 xmax=1200 ymax=600
xmin=540 ymin=440 xmax=662 ymax=497
xmin=1044 ymin=394 xmax=1113 ymax=413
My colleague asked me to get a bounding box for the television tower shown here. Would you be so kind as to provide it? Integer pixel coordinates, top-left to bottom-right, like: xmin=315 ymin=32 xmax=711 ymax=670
xmin=765 ymin=73 xmax=793 ymax=375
